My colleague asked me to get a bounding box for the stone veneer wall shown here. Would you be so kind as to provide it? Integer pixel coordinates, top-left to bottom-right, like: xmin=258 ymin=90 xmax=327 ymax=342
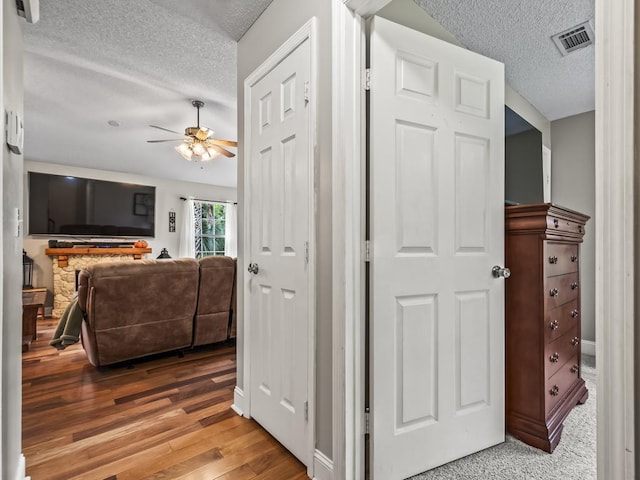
xmin=51 ymin=254 xmax=140 ymax=318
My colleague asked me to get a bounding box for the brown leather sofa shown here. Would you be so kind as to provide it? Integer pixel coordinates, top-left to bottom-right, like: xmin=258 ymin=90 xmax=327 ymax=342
xmin=77 ymin=256 xmax=236 ymax=367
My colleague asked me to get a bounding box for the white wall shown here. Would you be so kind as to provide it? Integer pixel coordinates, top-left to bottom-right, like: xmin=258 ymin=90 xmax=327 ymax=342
xmin=2 ymin=0 xmax=26 ymax=478
xmin=237 ymin=0 xmax=334 ymax=459
xmin=23 ymin=160 xmax=236 ymax=309
xmin=551 ymin=111 xmax=595 ymax=343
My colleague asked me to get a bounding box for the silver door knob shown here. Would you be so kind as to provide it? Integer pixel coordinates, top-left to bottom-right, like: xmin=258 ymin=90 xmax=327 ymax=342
xmin=492 ymin=266 xmax=511 ymax=278
xmin=247 ymin=263 xmax=259 ymax=275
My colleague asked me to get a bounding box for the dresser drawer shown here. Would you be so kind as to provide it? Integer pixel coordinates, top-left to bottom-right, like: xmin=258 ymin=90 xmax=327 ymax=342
xmin=545 ymin=355 xmax=581 ymax=415
xmin=545 ymin=331 xmax=581 ymax=379
xmin=545 ymin=272 xmax=579 ymax=310
xmin=545 ymin=301 xmax=580 ymax=343
xmin=547 ymin=216 xmax=586 ymax=237
xmin=544 ymin=242 xmax=579 ymax=276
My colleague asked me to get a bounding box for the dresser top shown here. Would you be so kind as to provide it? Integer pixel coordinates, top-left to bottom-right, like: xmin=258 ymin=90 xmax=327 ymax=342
xmin=506 ymin=203 xmax=589 ymax=240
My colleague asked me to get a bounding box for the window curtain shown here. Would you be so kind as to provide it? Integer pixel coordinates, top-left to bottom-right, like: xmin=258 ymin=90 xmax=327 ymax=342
xmin=224 ymin=202 xmax=238 ymax=257
xmin=178 ymin=196 xmax=196 ymax=258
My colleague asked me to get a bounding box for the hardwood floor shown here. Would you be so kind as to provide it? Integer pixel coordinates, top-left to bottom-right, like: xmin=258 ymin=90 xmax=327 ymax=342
xmin=22 ymin=318 xmax=307 ymax=480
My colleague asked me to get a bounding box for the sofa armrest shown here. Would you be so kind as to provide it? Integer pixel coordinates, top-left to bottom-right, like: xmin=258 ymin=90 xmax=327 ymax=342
xmin=193 ymin=255 xmax=235 ymax=346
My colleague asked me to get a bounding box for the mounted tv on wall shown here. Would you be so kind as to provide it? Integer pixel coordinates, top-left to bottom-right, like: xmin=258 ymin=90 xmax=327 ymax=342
xmin=28 ymin=172 xmax=156 ymax=237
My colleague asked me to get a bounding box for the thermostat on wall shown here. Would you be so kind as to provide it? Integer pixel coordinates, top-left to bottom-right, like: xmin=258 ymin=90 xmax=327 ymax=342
xmin=5 ymin=110 xmax=24 ymax=155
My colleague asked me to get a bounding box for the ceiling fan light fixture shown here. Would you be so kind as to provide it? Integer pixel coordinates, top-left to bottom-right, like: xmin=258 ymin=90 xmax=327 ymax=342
xmin=196 ymin=127 xmax=212 ymax=141
xmin=207 ymin=146 xmax=221 ymax=159
xmin=175 ymin=143 xmax=193 ymax=161
xmin=149 ymin=100 xmax=237 ymax=162
xmin=191 ymin=142 xmax=206 ymax=156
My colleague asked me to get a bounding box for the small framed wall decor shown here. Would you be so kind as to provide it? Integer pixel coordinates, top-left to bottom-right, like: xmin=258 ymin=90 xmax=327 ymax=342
xmin=169 ymin=210 xmax=176 ymax=232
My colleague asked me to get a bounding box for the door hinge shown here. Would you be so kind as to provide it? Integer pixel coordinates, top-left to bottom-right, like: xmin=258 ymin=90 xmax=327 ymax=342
xmin=364 ymin=409 xmax=370 ymax=435
xmin=364 ymin=68 xmax=371 ymax=91
xmin=304 ymin=241 xmax=310 ymax=265
xmin=304 ymin=401 xmax=309 ymax=422
xmin=304 ymin=81 xmax=310 ymax=105
xmin=364 ymin=240 xmax=372 ymax=263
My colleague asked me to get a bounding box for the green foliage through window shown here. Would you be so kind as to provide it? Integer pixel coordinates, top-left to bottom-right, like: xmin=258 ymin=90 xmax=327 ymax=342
xmin=195 ymin=201 xmax=226 ymax=259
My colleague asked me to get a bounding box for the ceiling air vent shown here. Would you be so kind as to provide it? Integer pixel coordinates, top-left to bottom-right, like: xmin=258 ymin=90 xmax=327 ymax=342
xmin=551 ymin=21 xmax=594 ymax=56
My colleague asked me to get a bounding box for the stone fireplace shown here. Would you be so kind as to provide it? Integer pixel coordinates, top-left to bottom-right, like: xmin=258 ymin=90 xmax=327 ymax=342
xmin=46 ymin=247 xmax=151 ymax=317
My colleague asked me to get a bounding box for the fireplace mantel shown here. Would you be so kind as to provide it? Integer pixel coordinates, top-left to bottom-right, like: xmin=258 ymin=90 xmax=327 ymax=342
xmin=45 ymin=247 xmax=153 ymax=317
xmin=45 ymin=247 xmax=152 ymax=267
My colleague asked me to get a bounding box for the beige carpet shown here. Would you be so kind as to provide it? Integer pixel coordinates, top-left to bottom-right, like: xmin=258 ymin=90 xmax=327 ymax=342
xmin=409 ymin=356 xmax=596 ymax=480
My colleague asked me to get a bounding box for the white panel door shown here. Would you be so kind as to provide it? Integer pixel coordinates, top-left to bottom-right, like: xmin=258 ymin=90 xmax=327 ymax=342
xmin=246 ymin=37 xmax=311 ymax=466
xmin=369 ymin=16 xmax=506 ymax=479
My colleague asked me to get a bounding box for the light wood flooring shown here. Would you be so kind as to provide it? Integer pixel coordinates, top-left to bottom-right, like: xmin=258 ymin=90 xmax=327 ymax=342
xmin=22 ymin=318 xmax=307 ymax=480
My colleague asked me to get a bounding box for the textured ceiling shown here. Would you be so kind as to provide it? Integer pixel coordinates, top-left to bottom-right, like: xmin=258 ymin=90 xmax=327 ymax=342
xmin=23 ymin=0 xmax=273 ymax=187
xmin=22 ymin=0 xmax=594 ymax=189
xmin=414 ymin=0 xmax=595 ymax=121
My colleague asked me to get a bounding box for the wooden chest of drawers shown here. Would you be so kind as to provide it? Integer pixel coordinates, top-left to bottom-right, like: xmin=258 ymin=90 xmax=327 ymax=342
xmin=505 ymin=203 xmax=589 ymax=453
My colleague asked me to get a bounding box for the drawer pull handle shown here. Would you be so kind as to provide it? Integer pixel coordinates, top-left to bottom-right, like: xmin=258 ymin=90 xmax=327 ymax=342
xmin=571 ymin=336 xmax=580 ymax=347
xmin=549 ymin=352 xmax=560 ymax=363
xmin=571 ymin=309 xmax=579 ymax=318
xmin=571 ymin=255 xmax=578 ymax=262
xmin=571 ymin=282 xmax=579 ymax=290
xmin=549 ymin=288 xmax=559 ymax=297
xmin=571 ymin=364 xmax=579 ymax=374
xmin=548 ymin=256 xmax=558 ymax=264
xmin=553 ymin=219 xmax=559 ymax=228
xmin=549 ymin=320 xmax=559 ymax=330
xmin=550 ymin=385 xmax=560 ymax=396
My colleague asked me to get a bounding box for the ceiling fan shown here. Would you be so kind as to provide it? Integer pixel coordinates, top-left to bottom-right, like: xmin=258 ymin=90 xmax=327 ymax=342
xmin=147 ymin=100 xmax=237 ymax=162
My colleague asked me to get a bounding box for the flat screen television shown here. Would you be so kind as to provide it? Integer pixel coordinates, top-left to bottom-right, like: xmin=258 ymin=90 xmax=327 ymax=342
xmin=28 ymin=172 xmax=156 ymax=238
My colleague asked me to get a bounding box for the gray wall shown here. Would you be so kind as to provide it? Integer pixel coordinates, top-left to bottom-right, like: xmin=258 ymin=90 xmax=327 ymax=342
xmin=551 ymin=111 xmax=595 ymax=343
xmin=505 ymin=129 xmax=544 ymax=204
xmin=2 ymin=0 xmax=25 ymax=478
xmin=237 ymin=0 xmax=334 ymax=458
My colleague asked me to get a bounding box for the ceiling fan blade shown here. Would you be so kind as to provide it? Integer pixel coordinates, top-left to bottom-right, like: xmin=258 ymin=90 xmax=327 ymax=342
xmin=210 ymin=139 xmax=238 ymax=147
xmin=149 ymin=125 xmax=182 ymax=135
xmin=210 ymin=144 xmax=236 ymax=158
xmin=147 ymin=139 xmax=185 ymax=143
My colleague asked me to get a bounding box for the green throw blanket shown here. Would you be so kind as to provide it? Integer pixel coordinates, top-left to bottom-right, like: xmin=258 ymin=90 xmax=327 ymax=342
xmin=49 ymin=298 xmax=84 ymax=350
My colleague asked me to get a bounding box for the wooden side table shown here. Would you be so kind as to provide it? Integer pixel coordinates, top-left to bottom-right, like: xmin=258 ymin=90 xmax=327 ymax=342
xmin=22 ymin=304 xmax=39 ymax=351
xmin=22 ymin=287 xmax=47 ymax=320
xmin=22 ymin=287 xmax=47 ymax=351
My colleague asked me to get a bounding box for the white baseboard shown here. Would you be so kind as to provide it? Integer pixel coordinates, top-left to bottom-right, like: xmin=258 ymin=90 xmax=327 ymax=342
xmin=313 ymin=449 xmax=334 ymax=480
xmin=582 ymin=339 xmax=596 ymax=357
xmin=231 ymin=386 xmax=246 ymax=417
xmin=14 ymin=454 xmax=29 ymax=480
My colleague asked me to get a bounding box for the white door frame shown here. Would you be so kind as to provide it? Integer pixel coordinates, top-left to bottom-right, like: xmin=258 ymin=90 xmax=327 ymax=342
xmin=242 ymin=18 xmax=318 ymax=477
xmin=331 ymin=2 xmax=367 ymax=479
xmin=333 ymin=1 xmax=635 ymax=479
xmin=594 ymin=0 xmax=635 ymax=478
